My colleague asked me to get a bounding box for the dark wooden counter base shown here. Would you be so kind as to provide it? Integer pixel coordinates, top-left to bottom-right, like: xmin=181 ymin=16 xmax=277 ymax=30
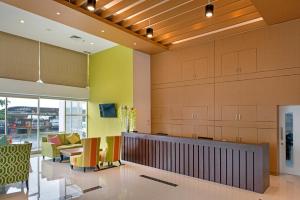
xmin=122 ymin=132 xmax=269 ymax=193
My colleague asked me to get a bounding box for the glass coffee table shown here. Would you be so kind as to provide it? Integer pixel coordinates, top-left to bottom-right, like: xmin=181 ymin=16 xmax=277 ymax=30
xmin=60 ymin=147 xmax=83 ymax=163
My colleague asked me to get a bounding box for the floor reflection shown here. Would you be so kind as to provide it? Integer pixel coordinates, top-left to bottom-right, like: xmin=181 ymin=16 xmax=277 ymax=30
xmin=1 ymin=156 xmax=84 ymax=200
xmin=2 ymin=155 xmax=300 ymax=200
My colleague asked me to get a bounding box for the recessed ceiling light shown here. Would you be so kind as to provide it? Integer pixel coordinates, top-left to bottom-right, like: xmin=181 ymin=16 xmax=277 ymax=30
xmin=90 ymin=42 xmax=94 ymax=45
xmin=133 ymin=42 xmax=137 ymax=46
xmin=101 ymin=30 xmax=105 ymax=33
xmin=19 ymin=19 xmax=25 ymax=24
xmin=56 ymin=12 xmax=61 ymax=15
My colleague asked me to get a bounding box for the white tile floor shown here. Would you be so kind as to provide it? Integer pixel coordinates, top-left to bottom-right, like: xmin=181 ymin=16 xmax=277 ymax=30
xmin=1 ymin=156 xmax=300 ymax=200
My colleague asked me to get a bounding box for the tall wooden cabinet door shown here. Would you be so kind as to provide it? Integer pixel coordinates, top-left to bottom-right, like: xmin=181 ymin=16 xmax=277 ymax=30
xmin=169 ymin=106 xmax=182 ymax=120
xmin=238 ymin=127 xmax=258 ymax=144
xmin=182 ymin=60 xmax=195 ymax=81
xmin=182 ymin=107 xmax=194 ymax=120
xmin=194 ymin=106 xmax=208 ymax=120
xmin=257 ymin=105 xmax=277 ymax=122
xmin=221 ymin=127 xmax=239 ymax=142
xmin=238 ymin=48 xmax=257 ymax=74
xmin=195 ymin=58 xmax=208 ymax=79
xmin=221 ymin=52 xmax=238 ymax=76
xmin=238 ymin=105 xmax=257 ymax=121
xmin=221 ymin=105 xmax=238 ymax=121
xmin=258 ymin=128 xmax=278 ymax=175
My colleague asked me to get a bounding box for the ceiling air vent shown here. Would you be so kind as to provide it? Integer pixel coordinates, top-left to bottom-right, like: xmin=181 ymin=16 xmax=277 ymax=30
xmin=70 ymin=35 xmax=84 ymax=42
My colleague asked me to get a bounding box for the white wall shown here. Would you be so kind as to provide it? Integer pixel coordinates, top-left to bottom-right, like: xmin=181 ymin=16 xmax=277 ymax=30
xmin=133 ymin=50 xmax=151 ymax=133
xmin=0 ymin=78 xmax=89 ymax=99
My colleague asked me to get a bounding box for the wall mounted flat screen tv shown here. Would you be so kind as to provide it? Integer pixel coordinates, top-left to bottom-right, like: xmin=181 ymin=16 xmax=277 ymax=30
xmin=99 ymin=103 xmax=117 ymax=118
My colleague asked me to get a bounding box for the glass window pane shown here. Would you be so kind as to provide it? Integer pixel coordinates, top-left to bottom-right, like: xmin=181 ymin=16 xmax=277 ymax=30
xmin=66 ymin=116 xmax=71 ymax=133
xmin=7 ymin=97 xmax=38 ymax=150
xmin=71 ymin=101 xmax=87 ymax=115
xmin=39 ymin=99 xmax=65 ymax=140
xmin=66 ymin=116 xmax=87 ymax=138
xmin=66 ymin=101 xmax=71 ymax=115
xmin=7 ymin=97 xmax=38 ymax=115
xmin=0 ymin=97 xmax=5 ymax=135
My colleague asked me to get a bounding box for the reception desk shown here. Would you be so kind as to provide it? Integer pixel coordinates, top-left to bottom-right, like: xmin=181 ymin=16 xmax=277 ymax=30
xmin=121 ymin=132 xmax=269 ymax=193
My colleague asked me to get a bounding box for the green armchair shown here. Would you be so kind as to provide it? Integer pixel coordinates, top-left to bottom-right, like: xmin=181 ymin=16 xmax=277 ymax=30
xmin=41 ymin=133 xmax=82 ymax=162
xmin=0 ymin=143 xmax=32 ymax=189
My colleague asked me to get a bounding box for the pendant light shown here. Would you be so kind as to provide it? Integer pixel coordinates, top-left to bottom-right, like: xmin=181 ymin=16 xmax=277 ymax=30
xmin=205 ymin=1 xmax=214 ymax=18
xmin=36 ymin=41 xmax=43 ymax=84
xmin=87 ymin=0 xmax=96 ymax=12
xmin=146 ymin=19 xmax=153 ymax=38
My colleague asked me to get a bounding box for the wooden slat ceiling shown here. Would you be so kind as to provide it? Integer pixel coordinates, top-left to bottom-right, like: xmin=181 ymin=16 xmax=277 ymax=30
xmin=56 ymin=0 xmax=262 ymax=48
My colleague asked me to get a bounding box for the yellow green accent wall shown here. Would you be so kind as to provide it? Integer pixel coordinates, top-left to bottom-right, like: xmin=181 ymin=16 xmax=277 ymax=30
xmin=88 ymin=45 xmax=133 ymax=139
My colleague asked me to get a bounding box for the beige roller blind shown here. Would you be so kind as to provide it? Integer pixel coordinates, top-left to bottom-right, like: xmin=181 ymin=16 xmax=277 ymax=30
xmin=0 ymin=31 xmax=39 ymax=81
xmin=40 ymin=43 xmax=87 ymax=88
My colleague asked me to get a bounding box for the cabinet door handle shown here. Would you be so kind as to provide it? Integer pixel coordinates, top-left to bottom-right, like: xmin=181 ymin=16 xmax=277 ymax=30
xmin=235 ymin=114 xmax=238 ymax=120
xmin=238 ymin=114 xmax=241 ymax=120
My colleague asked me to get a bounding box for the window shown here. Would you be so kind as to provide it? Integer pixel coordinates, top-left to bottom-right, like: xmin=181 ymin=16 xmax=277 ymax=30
xmin=0 ymin=97 xmax=5 ymax=135
xmin=66 ymin=101 xmax=87 ymax=138
xmin=7 ymin=97 xmax=38 ymax=150
xmin=39 ymin=99 xmax=66 ymax=145
xmin=0 ymin=96 xmax=87 ymax=151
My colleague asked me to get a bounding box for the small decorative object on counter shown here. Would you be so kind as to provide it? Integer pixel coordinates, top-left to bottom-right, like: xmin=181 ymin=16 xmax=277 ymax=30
xmin=119 ymin=105 xmax=136 ymax=132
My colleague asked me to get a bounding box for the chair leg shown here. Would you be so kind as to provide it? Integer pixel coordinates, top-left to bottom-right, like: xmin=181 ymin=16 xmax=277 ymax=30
xmin=70 ymin=165 xmax=74 ymax=170
xmin=53 ymin=158 xmax=55 ymax=162
xmin=25 ymin=180 xmax=29 ymax=190
xmin=118 ymin=160 xmax=122 ymax=166
xmin=84 ymin=167 xmax=86 ymax=172
xmin=96 ymin=164 xmax=100 ymax=170
xmin=42 ymin=156 xmax=45 ymax=160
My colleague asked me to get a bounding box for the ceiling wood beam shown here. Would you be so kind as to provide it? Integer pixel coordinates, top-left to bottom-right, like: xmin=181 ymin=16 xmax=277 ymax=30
xmin=158 ymin=6 xmax=258 ymax=43
xmin=144 ymin=0 xmax=252 ymax=37
xmin=55 ymin=0 xmax=168 ymax=50
xmin=74 ymin=0 xmax=114 ymax=11
xmin=138 ymin=0 xmax=247 ymax=36
xmin=131 ymin=0 xmax=209 ymax=32
xmin=161 ymin=11 xmax=261 ymax=45
xmin=76 ymin=0 xmax=86 ymax=6
xmin=121 ymin=0 xmax=189 ymax=28
xmin=94 ymin=0 xmax=115 ymax=12
xmin=100 ymin=0 xmax=140 ymax=19
xmin=112 ymin=0 xmax=162 ymax=23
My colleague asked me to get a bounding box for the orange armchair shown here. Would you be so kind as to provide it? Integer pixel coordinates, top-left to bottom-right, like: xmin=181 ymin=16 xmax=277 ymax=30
xmin=70 ymin=137 xmax=101 ymax=172
xmin=105 ymin=136 xmax=122 ymax=166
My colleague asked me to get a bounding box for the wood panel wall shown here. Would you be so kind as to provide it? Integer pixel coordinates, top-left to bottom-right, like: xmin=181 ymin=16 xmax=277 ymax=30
xmin=151 ymin=19 xmax=300 ymax=175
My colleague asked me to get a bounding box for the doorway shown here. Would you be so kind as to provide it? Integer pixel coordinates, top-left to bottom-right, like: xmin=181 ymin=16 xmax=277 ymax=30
xmin=279 ymin=106 xmax=300 ymax=176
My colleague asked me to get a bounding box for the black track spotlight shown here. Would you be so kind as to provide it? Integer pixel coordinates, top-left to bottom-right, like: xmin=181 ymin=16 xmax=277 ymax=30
xmin=146 ymin=27 xmax=153 ymax=38
xmin=205 ymin=3 xmax=214 ymax=18
xmin=87 ymin=0 xmax=96 ymax=12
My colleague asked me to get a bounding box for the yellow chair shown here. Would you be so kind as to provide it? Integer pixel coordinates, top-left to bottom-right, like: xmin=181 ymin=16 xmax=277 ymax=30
xmin=70 ymin=137 xmax=100 ymax=172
